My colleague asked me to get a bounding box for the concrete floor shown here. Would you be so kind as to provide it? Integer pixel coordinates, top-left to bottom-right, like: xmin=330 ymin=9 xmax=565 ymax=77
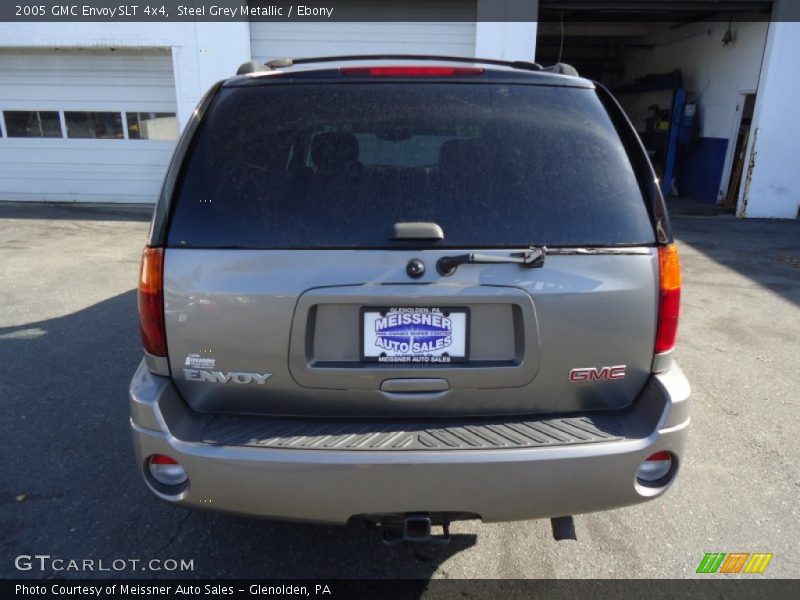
xmin=0 ymin=202 xmax=798 ymax=578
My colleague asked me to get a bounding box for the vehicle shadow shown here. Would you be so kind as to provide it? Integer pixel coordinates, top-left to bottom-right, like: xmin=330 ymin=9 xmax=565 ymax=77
xmin=0 ymin=290 xmax=476 ymax=580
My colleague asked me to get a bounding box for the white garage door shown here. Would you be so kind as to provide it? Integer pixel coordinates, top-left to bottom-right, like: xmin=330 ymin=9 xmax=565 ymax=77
xmin=250 ymin=22 xmax=477 ymax=64
xmin=0 ymin=49 xmax=178 ymax=203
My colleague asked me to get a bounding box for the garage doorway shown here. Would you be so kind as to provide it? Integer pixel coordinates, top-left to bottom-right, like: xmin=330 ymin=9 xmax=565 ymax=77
xmin=536 ymin=1 xmax=772 ymax=211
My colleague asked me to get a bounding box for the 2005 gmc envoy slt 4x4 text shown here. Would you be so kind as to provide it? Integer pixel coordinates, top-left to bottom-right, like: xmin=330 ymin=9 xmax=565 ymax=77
xmin=130 ymin=55 xmax=690 ymax=544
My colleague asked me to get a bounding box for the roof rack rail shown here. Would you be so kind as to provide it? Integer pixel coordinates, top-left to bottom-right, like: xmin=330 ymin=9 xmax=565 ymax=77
xmin=261 ymin=54 xmax=543 ymax=72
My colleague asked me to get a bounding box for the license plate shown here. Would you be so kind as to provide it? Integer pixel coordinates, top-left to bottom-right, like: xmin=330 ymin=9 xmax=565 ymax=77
xmin=361 ymin=307 xmax=469 ymax=364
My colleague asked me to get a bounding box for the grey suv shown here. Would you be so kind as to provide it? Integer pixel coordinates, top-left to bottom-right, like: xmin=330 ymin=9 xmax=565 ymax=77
xmin=130 ymin=56 xmax=689 ymax=543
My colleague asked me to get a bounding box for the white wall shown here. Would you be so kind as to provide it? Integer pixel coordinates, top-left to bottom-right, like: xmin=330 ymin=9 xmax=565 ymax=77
xmin=737 ymin=4 xmax=800 ymax=218
xmin=475 ymin=0 xmax=537 ymax=61
xmin=616 ymin=20 xmax=769 ymax=203
xmin=0 ymin=22 xmax=251 ymax=129
xmin=475 ymin=22 xmax=537 ymax=61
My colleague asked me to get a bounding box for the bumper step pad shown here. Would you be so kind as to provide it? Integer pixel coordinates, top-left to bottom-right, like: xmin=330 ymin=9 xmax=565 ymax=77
xmin=192 ymin=412 xmax=624 ymax=451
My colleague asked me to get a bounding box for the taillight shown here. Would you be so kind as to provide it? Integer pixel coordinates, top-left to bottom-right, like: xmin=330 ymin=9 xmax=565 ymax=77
xmin=138 ymin=247 xmax=166 ymax=357
xmin=339 ymin=66 xmax=484 ymax=77
xmin=655 ymin=244 xmax=681 ymax=354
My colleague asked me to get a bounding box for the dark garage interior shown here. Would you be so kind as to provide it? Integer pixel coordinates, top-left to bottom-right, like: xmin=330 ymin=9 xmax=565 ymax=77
xmin=537 ymin=1 xmax=772 ymax=213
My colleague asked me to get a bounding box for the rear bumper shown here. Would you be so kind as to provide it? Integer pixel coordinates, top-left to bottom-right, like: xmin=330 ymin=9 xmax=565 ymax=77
xmin=129 ymin=361 xmax=690 ymax=524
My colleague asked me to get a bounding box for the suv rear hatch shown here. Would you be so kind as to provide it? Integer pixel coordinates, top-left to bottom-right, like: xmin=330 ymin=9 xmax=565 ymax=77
xmin=158 ymin=69 xmax=660 ymax=418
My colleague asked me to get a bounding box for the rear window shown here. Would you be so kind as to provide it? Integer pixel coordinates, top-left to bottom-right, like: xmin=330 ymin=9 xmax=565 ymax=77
xmin=167 ymin=83 xmax=655 ymax=248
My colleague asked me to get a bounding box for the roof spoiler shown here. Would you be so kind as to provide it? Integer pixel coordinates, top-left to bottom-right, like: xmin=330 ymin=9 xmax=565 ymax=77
xmin=541 ymin=63 xmax=580 ymax=77
xmin=237 ymin=54 xmax=554 ymax=75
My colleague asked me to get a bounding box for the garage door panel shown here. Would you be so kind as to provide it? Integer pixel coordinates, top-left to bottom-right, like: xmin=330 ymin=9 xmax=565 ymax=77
xmin=2 ymin=179 xmax=163 ymax=195
xmin=1 ymin=96 xmax=176 ymax=113
xmin=1 ymin=91 xmax=176 ymax=112
xmin=258 ymin=22 xmax=473 ymax=37
xmin=0 ymin=139 xmax=175 ymax=154
xmin=252 ymin=22 xmax=475 ymax=43
xmin=0 ymin=148 xmax=172 ymax=162
xmin=1 ymin=173 xmax=166 ymax=201
xmin=250 ymin=22 xmax=476 ymax=63
xmin=0 ymin=190 xmax=160 ymax=203
xmin=3 ymin=98 xmax=175 ymax=113
xmin=0 ymin=160 xmax=170 ymax=178
xmin=0 ymin=167 xmax=169 ymax=180
xmin=3 ymin=173 xmax=165 ymax=186
xmin=1 ymin=67 xmax=175 ymax=81
xmin=0 ymin=141 xmax=172 ymax=203
xmin=252 ymin=36 xmax=475 ymax=62
xmin=0 ymin=49 xmax=177 ymax=203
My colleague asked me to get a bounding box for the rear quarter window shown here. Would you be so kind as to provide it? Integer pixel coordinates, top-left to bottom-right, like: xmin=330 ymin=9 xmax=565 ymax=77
xmin=167 ymin=82 xmax=656 ymax=248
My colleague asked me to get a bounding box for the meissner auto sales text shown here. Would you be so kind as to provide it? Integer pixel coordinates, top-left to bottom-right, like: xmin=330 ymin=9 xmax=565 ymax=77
xmin=16 ymin=584 xmax=331 ymax=596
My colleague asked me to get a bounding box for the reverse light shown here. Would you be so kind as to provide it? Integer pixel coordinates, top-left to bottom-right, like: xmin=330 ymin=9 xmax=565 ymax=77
xmin=147 ymin=455 xmax=187 ymax=487
xmin=138 ymin=247 xmax=166 ymax=357
xmin=655 ymin=244 xmax=681 ymax=354
xmin=339 ymin=66 xmax=484 ymax=77
xmin=636 ymin=451 xmax=674 ymax=483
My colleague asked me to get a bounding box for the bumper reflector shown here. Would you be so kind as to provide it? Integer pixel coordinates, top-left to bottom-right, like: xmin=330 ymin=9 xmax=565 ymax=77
xmin=148 ymin=455 xmax=188 ymax=486
xmin=636 ymin=451 xmax=673 ymax=483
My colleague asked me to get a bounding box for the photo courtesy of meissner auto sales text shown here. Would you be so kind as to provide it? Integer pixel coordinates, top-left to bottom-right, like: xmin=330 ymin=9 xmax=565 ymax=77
xmin=1 ymin=0 xmax=799 ymax=598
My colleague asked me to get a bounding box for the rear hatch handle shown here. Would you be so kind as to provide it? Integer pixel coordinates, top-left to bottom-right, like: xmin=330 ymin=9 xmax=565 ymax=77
xmin=437 ymin=246 xmax=546 ymax=276
xmin=391 ymin=222 xmax=444 ymax=241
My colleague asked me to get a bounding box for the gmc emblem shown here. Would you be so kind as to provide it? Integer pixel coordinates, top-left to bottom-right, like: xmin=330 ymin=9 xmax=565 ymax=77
xmin=569 ymin=365 xmax=626 ymax=382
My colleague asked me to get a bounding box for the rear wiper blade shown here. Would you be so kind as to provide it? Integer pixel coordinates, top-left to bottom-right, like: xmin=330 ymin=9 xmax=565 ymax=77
xmin=436 ymin=246 xmax=546 ymax=276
